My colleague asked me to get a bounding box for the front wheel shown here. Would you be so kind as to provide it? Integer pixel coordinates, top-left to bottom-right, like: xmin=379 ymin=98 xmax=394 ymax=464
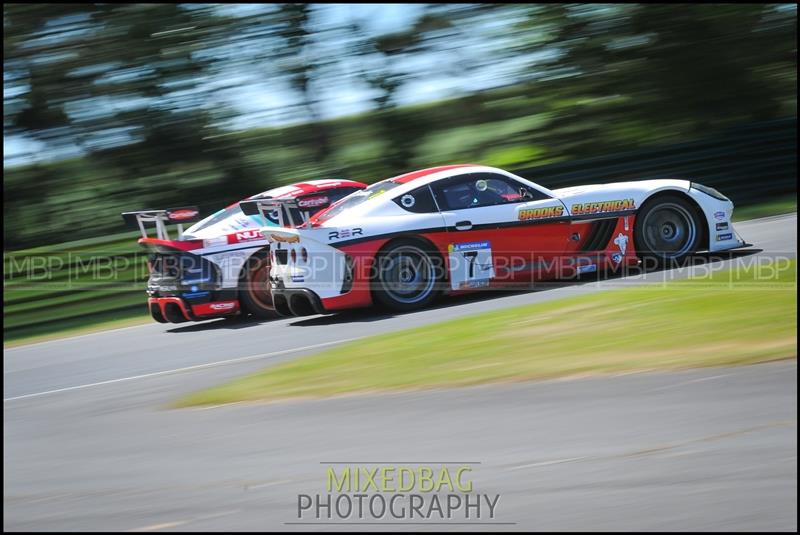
xmin=634 ymin=194 xmax=703 ymax=267
xmin=238 ymin=251 xmax=279 ymax=319
xmin=372 ymin=239 xmax=443 ymax=312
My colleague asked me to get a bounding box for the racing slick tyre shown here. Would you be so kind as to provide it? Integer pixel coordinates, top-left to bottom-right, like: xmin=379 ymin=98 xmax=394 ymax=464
xmin=238 ymin=251 xmax=279 ymax=319
xmin=634 ymin=193 xmax=703 ymax=268
xmin=372 ymin=238 xmax=444 ymax=312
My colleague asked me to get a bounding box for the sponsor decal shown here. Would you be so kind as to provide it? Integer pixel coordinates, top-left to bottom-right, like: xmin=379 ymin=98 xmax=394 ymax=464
xmin=328 ymin=228 xmax=364 ymax=240
xmin=612 ymin=232 xmax=629 ymax=263
xmin=182 ymin=291 xmax=210 ymax=299
xmin=203 ymin=236 xmax=228 ymax=248
xmin=400 ymin=194 xmax=416 ymax=208
xmin=297 ymin=195 xmax=330 ymax=209
xmin=571 ymin=198 xmax=635 ymax=216
xmin=209 ymin=302 xmax=236 ymax=311
xmin=270 ymin=233 xmax=300 ymax=243
xmin=291 ymin=275 xmax=305 ymax=283
xmin=168 ymin=209 xmax=199 ymax=221
xmin=458 ymin=279 xmax=490 ymax=289
xmin=518 ymin=205 xmax=564 ymax=221
xmin=577 ymin=263 xmax=598 ymax=274
xmin=716 ymin=232 xmax=733 ymax=241
xmin=714 ymin=211 xmax=726 ymax=220
xmin=230 ymin=230 xmax=263 ymax=244
xmin=716 ymin=222 xmax=729 ymax=231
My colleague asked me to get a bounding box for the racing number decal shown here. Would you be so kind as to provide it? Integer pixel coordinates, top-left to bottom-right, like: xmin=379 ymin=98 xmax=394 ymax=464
xmin=448 ymin=241 xmax=494 ymax=290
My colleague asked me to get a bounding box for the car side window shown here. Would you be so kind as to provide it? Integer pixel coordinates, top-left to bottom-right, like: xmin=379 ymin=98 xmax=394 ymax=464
xmin=432 ymin=173 xmax=548 ymax=210
xmin=393 ymin=185 xmax=438 ymax=213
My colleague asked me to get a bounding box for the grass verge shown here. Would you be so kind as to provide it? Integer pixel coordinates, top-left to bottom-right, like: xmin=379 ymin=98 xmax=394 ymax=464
xmin=174 ymin=259 xmax=797 ymax=407
xmin=3 ymin=313 xmax=152 ymax=349
xmin=732 ymin=195 xmax=796 ymax=222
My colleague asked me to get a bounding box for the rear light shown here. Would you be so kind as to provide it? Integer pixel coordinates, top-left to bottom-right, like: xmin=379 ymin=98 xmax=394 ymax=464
xmin=300 ymin=247 xmax=308 ymax=263
xmin=290 ymin=248 xmax=297 ymax=263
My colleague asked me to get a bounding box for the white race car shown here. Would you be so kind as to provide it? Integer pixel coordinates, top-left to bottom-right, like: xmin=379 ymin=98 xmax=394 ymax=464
xmin=258 ymin=164 xmax=748 ymax=316
xmin=122 ymin=179 xmax=366 ymax=322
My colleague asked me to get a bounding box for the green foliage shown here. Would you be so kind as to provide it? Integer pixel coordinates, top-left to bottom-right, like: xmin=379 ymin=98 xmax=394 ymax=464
xmin=3 ymin=3 xmax=797 ymax=249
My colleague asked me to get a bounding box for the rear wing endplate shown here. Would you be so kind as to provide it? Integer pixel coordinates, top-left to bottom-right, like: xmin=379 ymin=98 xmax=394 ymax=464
xmin=121 ymin=206 xmax=202 ymax=240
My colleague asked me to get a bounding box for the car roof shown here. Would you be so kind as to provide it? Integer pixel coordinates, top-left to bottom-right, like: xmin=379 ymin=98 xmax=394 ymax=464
xmin=250 ymin=179 xmax=367 ymax=201
xmin=388 ymin=164 xmax=479 ymax=184
xmin=308 ymin=165 xmax=557 ymax=225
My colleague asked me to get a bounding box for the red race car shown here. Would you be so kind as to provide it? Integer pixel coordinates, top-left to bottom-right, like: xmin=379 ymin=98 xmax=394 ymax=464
xmin=122 ymin=179 xmax=366 ymax=323
xmin=261 ymin=165 xmax=747 ymax=316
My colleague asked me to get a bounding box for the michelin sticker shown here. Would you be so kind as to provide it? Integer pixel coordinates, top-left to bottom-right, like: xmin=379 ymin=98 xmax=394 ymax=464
xmin=448 ymin=241 xmax=494 ymax=290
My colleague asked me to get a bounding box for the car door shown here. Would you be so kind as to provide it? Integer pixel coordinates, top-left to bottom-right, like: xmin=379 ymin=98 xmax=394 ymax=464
xmin=431 ymin=172 xmax=570 ymax=289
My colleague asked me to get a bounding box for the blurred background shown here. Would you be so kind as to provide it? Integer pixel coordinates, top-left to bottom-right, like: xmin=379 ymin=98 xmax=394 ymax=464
xmin=3 ymin=3 xmax=797 ymax=341
xmin=4 ymin=3 xmax=797 ymax=249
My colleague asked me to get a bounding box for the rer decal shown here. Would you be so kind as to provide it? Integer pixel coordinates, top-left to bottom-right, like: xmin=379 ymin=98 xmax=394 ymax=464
xmin=518 ymin=205 xmax=564 ymax=221
xmin=328 ymin=228 xmax=364 ymax=241
xmin=571 ymin=198 xmax=635 ymax=216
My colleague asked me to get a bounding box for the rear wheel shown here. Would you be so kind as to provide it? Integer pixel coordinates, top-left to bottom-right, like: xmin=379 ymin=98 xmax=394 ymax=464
xmin=372 ymin=239 xmax=443 ymax=312
xmin=238 ymin=251 xmax=278 ymax=319
xmin=634 ymin=194 xmax=702 ymax=267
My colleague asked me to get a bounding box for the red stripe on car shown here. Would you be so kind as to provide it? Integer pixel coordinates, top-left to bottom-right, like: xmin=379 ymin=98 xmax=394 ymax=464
xmin=390 ymin=164 xmax=477 ymax=184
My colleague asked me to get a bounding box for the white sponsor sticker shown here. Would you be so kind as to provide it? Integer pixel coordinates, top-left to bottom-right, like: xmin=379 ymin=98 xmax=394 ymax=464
xmin=612 ymin=232 xmax=628 ymax=263
xmin=448 ymin=241 xmax=494 ymax=290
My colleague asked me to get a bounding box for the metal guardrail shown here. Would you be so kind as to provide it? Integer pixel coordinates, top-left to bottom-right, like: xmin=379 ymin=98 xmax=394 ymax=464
xmin=514 ymin=117 xmax=797 ymax=204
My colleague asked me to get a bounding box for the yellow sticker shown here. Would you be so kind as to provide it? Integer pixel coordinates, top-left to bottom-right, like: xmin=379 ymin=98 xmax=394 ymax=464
xmin=518 ymin=205 xmax=564 ymax=221
xmin=571 ymin=198 xmax=635 ymax=216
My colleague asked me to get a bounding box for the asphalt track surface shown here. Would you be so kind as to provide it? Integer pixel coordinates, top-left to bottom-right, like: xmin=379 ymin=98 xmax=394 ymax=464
xmin=4 ymin=213 xmax=797 ymax=531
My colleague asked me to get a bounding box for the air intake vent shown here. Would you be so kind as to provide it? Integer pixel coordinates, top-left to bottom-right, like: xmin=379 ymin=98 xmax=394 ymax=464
xmin=580 ymin=218 xmax=618 ymax=251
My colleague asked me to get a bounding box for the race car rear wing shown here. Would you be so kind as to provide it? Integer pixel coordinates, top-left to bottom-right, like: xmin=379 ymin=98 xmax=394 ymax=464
xmin=240 ymin=198 xmax=314 ymax=228
xmin=121 ymin=206 xmax=202 ymax=240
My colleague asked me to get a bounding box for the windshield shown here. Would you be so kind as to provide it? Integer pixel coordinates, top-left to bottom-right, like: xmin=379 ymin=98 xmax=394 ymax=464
xmin=186 ymin=204 xmax=270 ymax=235
xmin=314 ymin=180 xmax=402 ymax=224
